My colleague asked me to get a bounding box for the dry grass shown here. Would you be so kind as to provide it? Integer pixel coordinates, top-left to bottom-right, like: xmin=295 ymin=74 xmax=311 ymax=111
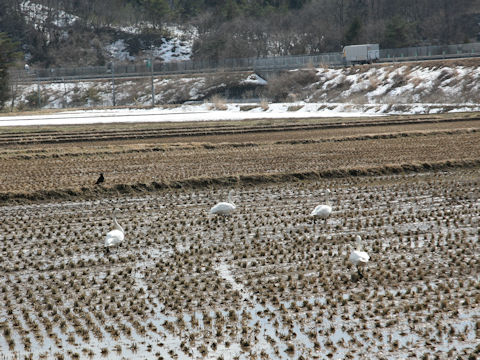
xmin=239 ymin=105 xmax=258 ymax=111
xmin=208 ymin=95 xmax=228 ymax=110
xmin=0 ymin=114 xmax=479 ymax=202
xmin=287 ymin=105 xmax=303 ymax=112
xmin=264 ymin=69 xmax=318 ymax=102
xmin=260 ymin=99 xmax=269 ymax=111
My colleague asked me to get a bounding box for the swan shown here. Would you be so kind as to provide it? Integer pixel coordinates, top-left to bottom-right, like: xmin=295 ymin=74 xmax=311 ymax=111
xmin=104 ymin=210 xmax=124 ymax=253
xmin=310 ymin=189 xmax=332 ymax=225
xmin=210 ymin=190 xmax=236 ymax=216
xmin=349 ymin=235 xmax=370 ymax=278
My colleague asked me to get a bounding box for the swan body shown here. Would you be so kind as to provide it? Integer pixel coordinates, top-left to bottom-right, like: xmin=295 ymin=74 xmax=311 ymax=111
xmin=349 ymin=235 xmax=369 ymax=277
xmin=105 ymin=212 xmax=124 ymax=252
xmin=210 ymin=190 xmax=236 ymax=216
xmin=349 ymin=249 xmax=370 ymax=267
xmin=311 ymin=204 xmax=332 ymax=219
xmin=311 ymin=189 xmax=332 ymax=224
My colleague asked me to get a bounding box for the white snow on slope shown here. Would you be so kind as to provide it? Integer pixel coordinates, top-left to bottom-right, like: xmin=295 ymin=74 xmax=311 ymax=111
xmin=310 ymin=63 xmax=480 ymax=105
xmin=106 ymin=40 xmax=135 ymax=62
xmin=20 ymin=1 xmax=193 ymax=62
xmin=20 ymin=0 xmax=79 ymax=28
xmin=241 ymin=73 xmax=268 ymax=86
xmin=154 ymin=37 xmax=193 ymax=62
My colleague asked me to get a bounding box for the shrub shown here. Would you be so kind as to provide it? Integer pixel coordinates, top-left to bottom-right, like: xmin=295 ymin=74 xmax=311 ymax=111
xmin=209 ymin=95 xmax=228 ymax=110
xmin=263 ymin=69 xmax=317 ymax=102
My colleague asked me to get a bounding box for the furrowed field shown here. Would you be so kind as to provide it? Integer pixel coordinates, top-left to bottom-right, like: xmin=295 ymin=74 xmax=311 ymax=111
xmin=0 ymin=113 xmax=479 ymax=359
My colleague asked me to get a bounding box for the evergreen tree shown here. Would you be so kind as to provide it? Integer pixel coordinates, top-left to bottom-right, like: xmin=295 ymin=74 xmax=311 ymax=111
xmin=344 ymin=17 xmax=361 ymax=45
xmin=0 ymin=32 xmax=21 ymax=109
xmin=141 ymin=0 xmax=171 ymax=27
xmin=383 ymin=16 xmax=411 ymax=48
xmin=288 ymin=0 xmax=309 ymax=10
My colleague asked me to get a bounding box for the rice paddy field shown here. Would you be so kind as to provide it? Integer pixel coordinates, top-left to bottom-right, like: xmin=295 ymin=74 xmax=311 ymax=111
xmin=0 ymin=112 xmax=479 ymax=359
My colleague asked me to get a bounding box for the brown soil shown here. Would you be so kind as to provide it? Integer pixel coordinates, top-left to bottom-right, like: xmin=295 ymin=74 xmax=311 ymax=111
xmin=0 ymin=114 xmax=479 ymax=358
xmin=0 ymin=113 xmax=479 ymax=203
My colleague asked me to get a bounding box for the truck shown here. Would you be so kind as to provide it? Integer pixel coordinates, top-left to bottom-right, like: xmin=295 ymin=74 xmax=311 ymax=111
xmin=342 ymin=44 xmax=380 ymax=65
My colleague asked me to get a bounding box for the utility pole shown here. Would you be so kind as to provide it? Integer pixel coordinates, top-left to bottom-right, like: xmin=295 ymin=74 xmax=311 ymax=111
xmin=111 ymin=60 xmax=116 ymax=107
xmin=151 ymin=52 xmax=155 ymax=108
xmin=62 ymin=77 xmax=67 ymax=108
xmin=37 ymin=73 xmax=41 ymax=108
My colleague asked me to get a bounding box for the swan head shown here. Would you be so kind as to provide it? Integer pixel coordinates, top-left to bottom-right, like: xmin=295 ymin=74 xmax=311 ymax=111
xmin=354 ymin=235 xmax=362 ymax=250
xmin=324 ymin=189 xmax=331 ymax=204
xmin=228 ymin=190 xmax=235 ymax=203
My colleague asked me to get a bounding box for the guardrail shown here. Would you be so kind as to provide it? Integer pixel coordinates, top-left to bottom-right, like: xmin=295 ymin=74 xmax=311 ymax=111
xmin=9 ymin=42 xmax=480 ymax=83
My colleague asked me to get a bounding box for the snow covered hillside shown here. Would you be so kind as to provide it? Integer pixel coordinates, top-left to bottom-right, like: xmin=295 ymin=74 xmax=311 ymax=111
xmin=307 ymin=60 xmax=480 ymax=105
xmin=19 ymin=0 xmax=194 ymax=64
xmin=9 ymin=59 xmax=480 ymax=116
xmin=13 ymin=1 xmax=480 ymax=118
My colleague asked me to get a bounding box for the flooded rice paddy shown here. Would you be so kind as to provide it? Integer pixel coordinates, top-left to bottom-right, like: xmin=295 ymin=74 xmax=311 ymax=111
xmin=0 ymin=170 xmax=479 ymax=359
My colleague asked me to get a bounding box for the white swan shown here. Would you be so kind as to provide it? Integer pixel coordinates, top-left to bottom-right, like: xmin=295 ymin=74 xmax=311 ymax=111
xmin=210 ymin=190 xmax=236 ymax=216
xmin=310 ymin=189 xmax=332 ymax=225
xmin=349 ymin=235 xmax=370 ymax=278
xmin=104 ymin=210 xmax=124 ymax=253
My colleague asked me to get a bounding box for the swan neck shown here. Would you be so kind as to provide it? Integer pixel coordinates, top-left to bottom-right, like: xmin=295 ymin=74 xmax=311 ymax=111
xmin=113 ymin=215 xmax=124 ymax=234
xmin=355 ymin=241 xmax=362 ymax=251
xmin=228 ymin=192 xmax=234 ymax=206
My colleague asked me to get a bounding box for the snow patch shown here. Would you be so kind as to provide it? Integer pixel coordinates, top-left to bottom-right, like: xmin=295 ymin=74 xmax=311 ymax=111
xmin=241 ymin=74 xmax=267 ymax=86
xmin=20 ymin=0 xmax=79 ymax=29
xmin=106 ymin=40 xmax=135 ymax=62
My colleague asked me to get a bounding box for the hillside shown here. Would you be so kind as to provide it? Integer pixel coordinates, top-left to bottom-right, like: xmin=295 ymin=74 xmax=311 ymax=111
xmin=1 ymin=0 xmax=479 ymax=67
xmin=8 ymin=58 xmax=480 ymax=115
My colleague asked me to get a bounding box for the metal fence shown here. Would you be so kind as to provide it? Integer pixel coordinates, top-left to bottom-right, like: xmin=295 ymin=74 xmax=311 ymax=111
xmin=13 ymin=52 xmax=344 ymax=82
xmin=10 ymin=42 xmax=480 ymax=83
xmin=380 ymin=42 xmax=480 ymax=60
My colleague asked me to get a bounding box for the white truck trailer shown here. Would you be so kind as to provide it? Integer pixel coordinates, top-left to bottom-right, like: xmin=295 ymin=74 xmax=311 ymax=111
xmin=343 ymin=44 xmax=380 ymax=65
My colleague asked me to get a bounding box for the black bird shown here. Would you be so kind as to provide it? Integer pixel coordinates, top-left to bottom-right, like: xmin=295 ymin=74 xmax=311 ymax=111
xmin=95 ymin=173 xmax=105 ymax=185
